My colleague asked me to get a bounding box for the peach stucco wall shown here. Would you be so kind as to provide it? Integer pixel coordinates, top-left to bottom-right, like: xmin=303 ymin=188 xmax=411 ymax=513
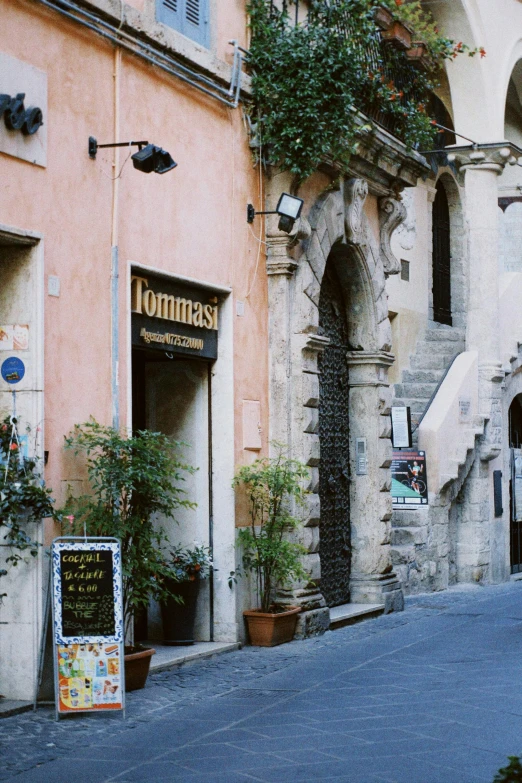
xmin=0 ymin=0 xmax=268 ymax=502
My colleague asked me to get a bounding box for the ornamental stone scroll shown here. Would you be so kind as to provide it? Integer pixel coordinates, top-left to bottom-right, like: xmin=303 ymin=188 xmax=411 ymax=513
xmin=378 ymin=196 xmax=407 ymax=276
xmin=344 ymin=178 xmax=368 ymax=245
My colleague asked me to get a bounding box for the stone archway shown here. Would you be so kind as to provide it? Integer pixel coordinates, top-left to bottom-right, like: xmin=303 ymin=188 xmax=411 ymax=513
xmin=266 ymin=177 xmax=406 ymax=636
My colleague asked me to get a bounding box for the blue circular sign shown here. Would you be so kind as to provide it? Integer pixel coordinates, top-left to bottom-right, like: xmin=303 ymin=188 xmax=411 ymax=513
xmin=1 ymin=357 xmax=25 ymax=384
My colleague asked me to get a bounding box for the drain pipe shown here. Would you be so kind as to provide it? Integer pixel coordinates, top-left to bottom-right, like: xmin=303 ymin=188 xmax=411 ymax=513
xmin=111 ymin=47 xmax=121 ymax=431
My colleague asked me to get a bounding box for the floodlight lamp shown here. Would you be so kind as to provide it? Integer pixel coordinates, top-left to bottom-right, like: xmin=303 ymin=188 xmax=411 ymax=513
xmin=276 ymin=193 xmax=304 ymax=221
xmin=246 ymin=192 xmax=304 ymax=235
xmin=131 ymin=144 xmax=177 ymax=175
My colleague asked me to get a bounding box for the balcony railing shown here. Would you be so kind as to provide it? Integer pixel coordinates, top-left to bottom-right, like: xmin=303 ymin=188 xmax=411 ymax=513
xmin=266 ymin=0 xmax=425 ymax=143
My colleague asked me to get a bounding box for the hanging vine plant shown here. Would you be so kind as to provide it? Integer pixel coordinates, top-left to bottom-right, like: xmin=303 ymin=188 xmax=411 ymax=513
xmin=246 ymin=0 xmax=484 ymax=183
xmin=0 ymin=416 xmax=55 ymax=600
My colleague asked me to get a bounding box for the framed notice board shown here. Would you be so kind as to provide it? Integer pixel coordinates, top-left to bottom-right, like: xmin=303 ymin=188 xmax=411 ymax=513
xmin=51 ymin=538 xmax=125 ymax=718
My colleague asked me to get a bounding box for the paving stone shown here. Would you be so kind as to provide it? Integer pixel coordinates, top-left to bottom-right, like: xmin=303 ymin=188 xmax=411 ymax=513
xmin=1 ymin=583 xmax=522 ymax=782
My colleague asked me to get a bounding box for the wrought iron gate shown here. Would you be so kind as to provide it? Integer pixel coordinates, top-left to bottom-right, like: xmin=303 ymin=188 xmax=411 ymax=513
xmin=432 ymin=182 xmax=452 ymax=325
xmin=318 ymin=262 xmax=351 ymax=606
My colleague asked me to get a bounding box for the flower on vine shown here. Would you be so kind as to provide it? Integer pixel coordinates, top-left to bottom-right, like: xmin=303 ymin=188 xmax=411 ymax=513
xmin=480 ymin=48 xmax=486 ymax=57
xmin=10 ymin=443 xmax=18 ymax=451
xmin=65 ymin=515 xmax=75 ymax=525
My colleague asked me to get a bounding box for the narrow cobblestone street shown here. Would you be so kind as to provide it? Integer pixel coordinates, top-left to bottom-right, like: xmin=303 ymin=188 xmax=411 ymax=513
xmin=2 ymin=582 xmax=522 ymax=782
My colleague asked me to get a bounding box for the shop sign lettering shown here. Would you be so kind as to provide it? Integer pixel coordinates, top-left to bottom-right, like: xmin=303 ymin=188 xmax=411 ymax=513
xmin=131 ymin=275 xmax=218 ymax=331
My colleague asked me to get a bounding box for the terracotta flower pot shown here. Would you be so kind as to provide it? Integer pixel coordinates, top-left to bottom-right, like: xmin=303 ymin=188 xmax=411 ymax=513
xmin=373 ymin=6 xmax=394 ymax=31
xmin=406 ymin=42 xmax=434 ymax=70
xmin=381 ymin=20 xmax=412 ymax=50
xmin=124 ymin=646 xmax=155 ymax=691
xmin=243 ymin=606 xmax=301 ymax=647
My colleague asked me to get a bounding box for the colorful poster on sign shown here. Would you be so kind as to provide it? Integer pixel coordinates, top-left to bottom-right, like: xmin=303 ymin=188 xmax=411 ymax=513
xmin=51 ymin=538 xmax=125 ymax=717
xmin=392 ymin=450 xmax=429 ymax=506
xmin=56 ymin=642 xmax=123 ymax=712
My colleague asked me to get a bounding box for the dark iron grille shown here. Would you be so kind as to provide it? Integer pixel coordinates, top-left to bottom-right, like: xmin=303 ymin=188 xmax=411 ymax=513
xmin=318 ymin=261 xmax=351 ymax=607
xmin=432 ymin=182 xmax=452 ymax=325
xmin=267 ymin=0 xmax=423 ymax=140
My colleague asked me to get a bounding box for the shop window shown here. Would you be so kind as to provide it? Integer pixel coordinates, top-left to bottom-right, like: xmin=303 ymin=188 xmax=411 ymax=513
xmin=156 ymin=0 xmax=210 ymax=48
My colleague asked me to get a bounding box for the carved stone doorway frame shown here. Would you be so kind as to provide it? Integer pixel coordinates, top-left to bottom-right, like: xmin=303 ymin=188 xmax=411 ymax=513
xmin=267 ymin=176 xmax=406 ymax=637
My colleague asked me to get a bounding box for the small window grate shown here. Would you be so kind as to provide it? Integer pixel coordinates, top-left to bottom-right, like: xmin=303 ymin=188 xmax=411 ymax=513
xmin=400 ymin=259 xmax=410 ymax=281
xmin=163 ymin=0 xmax=177 ymax=11
xmin=186 ymin=0 xmax=200 ymax=25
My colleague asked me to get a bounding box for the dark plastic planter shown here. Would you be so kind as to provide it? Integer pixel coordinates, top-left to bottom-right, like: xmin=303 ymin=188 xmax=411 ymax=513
xmin=161 ymin=578 xmax=201 ymax=645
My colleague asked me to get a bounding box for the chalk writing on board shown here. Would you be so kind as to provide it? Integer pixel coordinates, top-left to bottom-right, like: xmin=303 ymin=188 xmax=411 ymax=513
xmin=59 ymin=550 xmax=116 ymax=637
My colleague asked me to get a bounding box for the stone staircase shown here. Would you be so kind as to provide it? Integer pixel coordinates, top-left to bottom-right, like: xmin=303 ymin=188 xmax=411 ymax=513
xmin=393 ymin=324 xmax=466 ymax=444
xmin=391 ymin=324 xmax=467 ymax=592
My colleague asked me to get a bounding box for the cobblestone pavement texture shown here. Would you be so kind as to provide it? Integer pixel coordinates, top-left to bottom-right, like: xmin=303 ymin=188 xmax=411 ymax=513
xmin=2 ymin=582 xmax=522 ymax=782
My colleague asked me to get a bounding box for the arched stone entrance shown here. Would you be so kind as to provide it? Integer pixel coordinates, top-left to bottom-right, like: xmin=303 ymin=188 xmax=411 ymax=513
xmin=266 ymin=177 xmax=406 ymax=635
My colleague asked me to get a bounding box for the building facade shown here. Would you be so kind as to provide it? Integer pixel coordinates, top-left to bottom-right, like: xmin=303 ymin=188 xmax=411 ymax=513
xmin=0 ymin=0 xmax=267 ymax=701
xmin=4 ymin=0 xmax=522 ymax=704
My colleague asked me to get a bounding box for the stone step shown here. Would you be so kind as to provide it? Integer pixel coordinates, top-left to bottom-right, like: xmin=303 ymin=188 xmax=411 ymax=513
xmin=410 ymin=354 xmax=455 ymax=370
xmin=392 ymin=508 xmax=429 ymax=527
xmin=329 ymin=603 xmax=385 ymax=630
xmin=395 ymin=382 xmax=438 ymax=399
xmin=402 ymin=369 xmax=442 ymax=384
xmin=393 ymin=397 xmax=429 ymax=414
xmin=424 ymin=328 xmax=465 ymax=342
xmin=414 ymin=341 xmax=464 ymax=355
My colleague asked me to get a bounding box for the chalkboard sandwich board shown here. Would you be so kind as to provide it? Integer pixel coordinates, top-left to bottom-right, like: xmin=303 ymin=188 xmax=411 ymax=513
xmin=51 ymin=538 xmax=125 ymax=716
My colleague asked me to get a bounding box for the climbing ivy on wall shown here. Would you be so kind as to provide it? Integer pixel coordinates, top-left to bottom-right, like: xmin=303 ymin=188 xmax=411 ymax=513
xmin=246 ymin=0 xmax=482 ymax=182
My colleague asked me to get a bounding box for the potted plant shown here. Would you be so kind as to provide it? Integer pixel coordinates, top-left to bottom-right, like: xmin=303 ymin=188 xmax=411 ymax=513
xmin=0 ymin=415 xmax=56 ymax=601
xmin=231 ymin=447 xmax=309 ymax=647
xmin=160 ymin=544 xmax=213 ymax=645
xmin=63 ymin=419 xmax=195 ymax=690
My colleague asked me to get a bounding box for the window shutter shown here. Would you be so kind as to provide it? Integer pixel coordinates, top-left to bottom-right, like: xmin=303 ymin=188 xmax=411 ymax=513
xmin=157 ymin=0 xmax=181 ymax=29
xmin=156 ymin=0 xmax=209 ymax=48
xmin=184 ymin=0 xmax=209 ymax=47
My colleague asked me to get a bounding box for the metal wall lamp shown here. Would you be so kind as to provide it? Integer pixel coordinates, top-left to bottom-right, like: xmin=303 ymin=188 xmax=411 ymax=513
xmin=247 ymin=192 xmax=304 ymax=234
xmin=88 ymin=137 xmax=177 ymax=174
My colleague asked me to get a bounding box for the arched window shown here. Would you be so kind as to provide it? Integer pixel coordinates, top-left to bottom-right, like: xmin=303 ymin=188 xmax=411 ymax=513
xmin=432 ymin=182 xmax=452 ymax=325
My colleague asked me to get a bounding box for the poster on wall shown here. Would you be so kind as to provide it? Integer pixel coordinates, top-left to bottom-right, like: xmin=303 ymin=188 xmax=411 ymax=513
xmin=392 ymin=450 xmax=429 ymax=507
xmin=51 ymin=538 xmax=125 ymax=716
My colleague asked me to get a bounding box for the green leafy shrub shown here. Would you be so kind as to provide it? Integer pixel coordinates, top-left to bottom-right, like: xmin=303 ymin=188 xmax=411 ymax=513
xmin=232 ymin=446 xmax=310 ymax=613
xmin=494 ymin=756 xmax=522 ymax=782
xmin=0 ymin=416 xmax=55 ymax=600
xmin=63 ymin=419 xmax=196 ymax=640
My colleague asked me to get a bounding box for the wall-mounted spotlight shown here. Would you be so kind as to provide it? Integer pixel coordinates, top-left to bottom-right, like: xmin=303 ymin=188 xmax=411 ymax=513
xmin=247 ymin=192 xmax=304 ymax=234
xmin=88 ymin=137 xmax=177 ymax=174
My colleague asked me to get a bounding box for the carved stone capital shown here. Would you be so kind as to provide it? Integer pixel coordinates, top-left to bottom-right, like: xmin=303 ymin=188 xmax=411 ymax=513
xmin=447 ymin=142 xmax=522 ymax=174
xmin=344 ymin=178 xmax=368 ymax=245
xmin=378 ymin=196 xmax=407 ymax=277
xmin=266 ymin=258 xmax=298 ymax=277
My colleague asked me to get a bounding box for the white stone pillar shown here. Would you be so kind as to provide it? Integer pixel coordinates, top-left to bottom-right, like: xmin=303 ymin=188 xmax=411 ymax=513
xmin=451 ymin=145 xmax=516 ymax=581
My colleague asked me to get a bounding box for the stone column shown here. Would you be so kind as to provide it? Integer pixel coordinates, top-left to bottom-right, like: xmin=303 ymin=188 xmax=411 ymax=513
xmin=452 ymin=146 xmax=515 ymax=461
xmin=450 ymin=144 xmax=518 ymax=580
xmin=346 ymin=350 xmax=404 ymax=613
xmin=462 ymin=159 xmax=504 ymax=463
